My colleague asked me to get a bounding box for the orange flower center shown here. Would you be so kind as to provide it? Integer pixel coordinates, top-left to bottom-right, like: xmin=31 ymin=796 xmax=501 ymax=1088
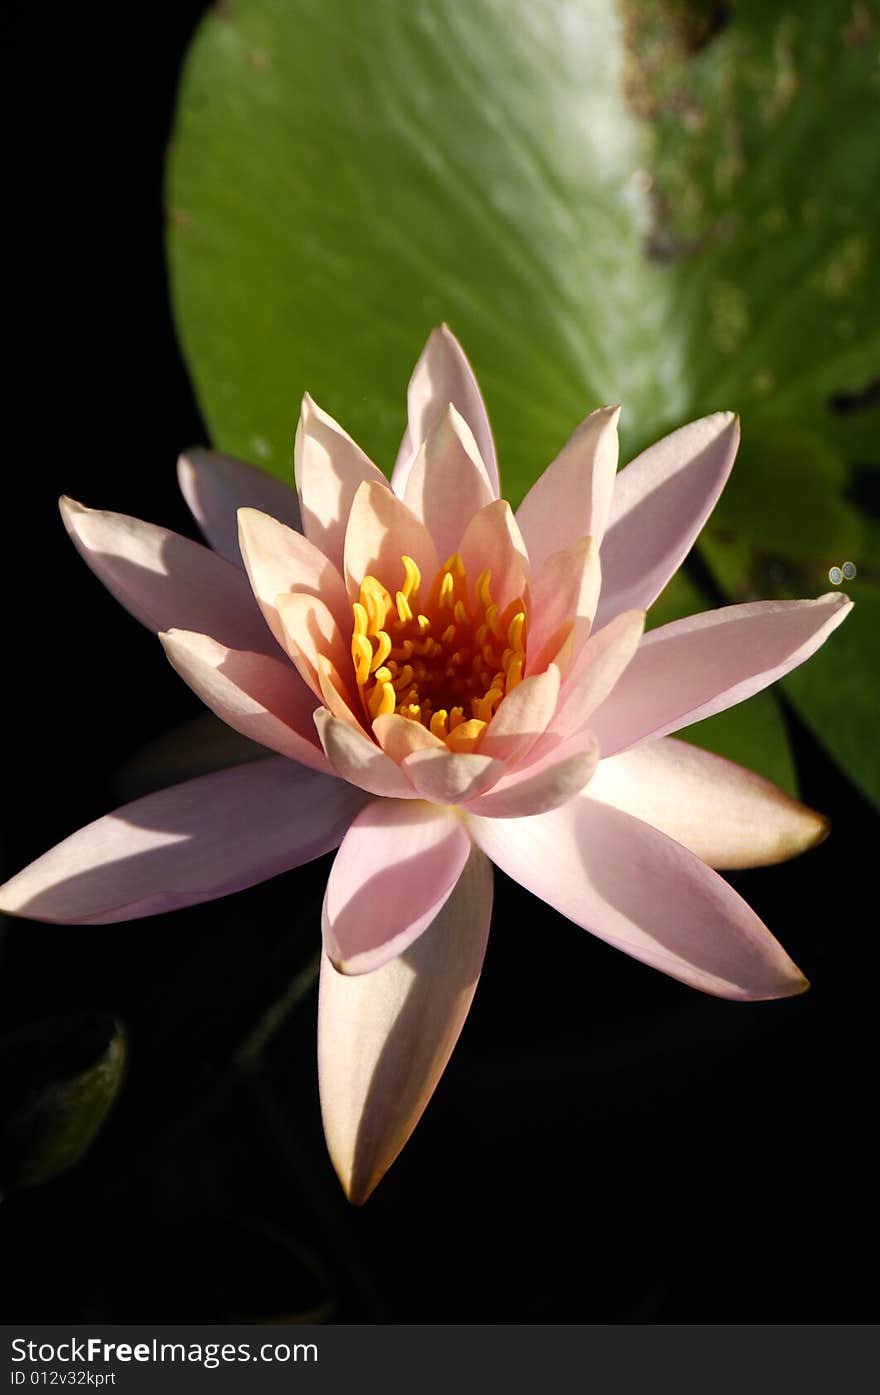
xmin=350 ymin=553 xmax=528 ymax=752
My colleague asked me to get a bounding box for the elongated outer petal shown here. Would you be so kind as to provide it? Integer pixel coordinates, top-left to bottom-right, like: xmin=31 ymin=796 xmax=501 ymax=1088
xmin=457 ymin=499 xmax=530 ymax=615
xmin=467 ymin=797 xmax=808 ymax=1000
xmin=160 ymin=629 xmax=331 ymax=775
xmin=344 ymin=480 xmax=440 ymax=601
xmin=590 ymin=593 xmax=852 ymax=757
xmin=59 ymin=498 xmax=275 ymax=656
xmin=238 ymin=507 xmax=351 ymax=647
xmin=588 ymin=738 xmax=830 ymax=869
xmin=319 ymin=843 xmax=492 ymax=1204
xmin=314 ymin=709 xmax=419 ymax=799
xmin=403 ymin=406 xmax=494 ymax=562
xmin=479 ymin=665 xmax=560 ymax=766
xmin=0 ymin=761 xmax=366 ymax=925
xmin=392 ymin=324 xmax=498 ymax=497
xmin=515 ymin=406 xmax=619 ymax=572
xmin=401 ymin=748 xmax=506 ymax=805
xmin=465 ymin=730 xmax=599 ymax=818
xmin=177 ymin=448 xmax=301 ymax=567
xmin=294 ymin=394 xmax=390 ymax=572
xmin=527 ymin=537 xmax=601 ymax=671
xmin=594 ymin=412 xmax=739 ymax=630
xmin=551 ymin=609 xmax=645 ymax=739
xmin=322 ymin=799 xmax=472 ymax=975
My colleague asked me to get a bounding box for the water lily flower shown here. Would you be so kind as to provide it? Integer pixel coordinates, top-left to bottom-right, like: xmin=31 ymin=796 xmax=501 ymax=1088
xmin=0 ymin=326 xmax=851 ymax=1202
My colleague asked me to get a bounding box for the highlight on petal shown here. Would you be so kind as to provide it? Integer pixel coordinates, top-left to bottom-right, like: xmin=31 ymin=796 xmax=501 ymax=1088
xmin=373 ymin=712 xmax=445 ymax=762
xmin=177 ymin=447 xmax=301 ymax=567
xmin=515 ymin=405 xmax=620 ymax=571
xmin=294 ymin=394 xmax=390 ymax=572
xmin=319 ymin=844 xmax=492 ymax=1204
xmin=551 ymin=609 xmax=645 ymax=739
xmin=59 ymin=497 xmax=274 ymax=655
xmin=457 ymin=499 xmax=530 ymax=615
xmin=275 ymin=591 xmax=354 ymax=702
xmin=403 ymin=405 xmax=494 ymax=561
xmin=314 ymin=709 xmax=419 ymax=799
xmin=479 ymin=665 xmax=561 ymax=766
xmin=401 ymin=747 xmax=505 ymax=805
xmin=392 ymin=324 xmax=498 ymax=497
xmin=588 ymin=738 xmax=830 ymax=869
xmin=343 ymin=480 xmax=440 ymax=600
xmin=322 ymin=799 xmax=472 ymax=974
xmin=589 ymin=593 xmax=852 ymax=757
xmin=527 ymin=536 xmax=602 ymax=671
xmin=0 ymin=761 xmax=366 ymax=925
xmin=160 ymin=628 xmax=331 ymax=774
xmin=468 ymin=797 xmax=808 ymax=1000
xmin=465 ymin=730 xmax=599 ymax=819
xmin=595 ymin=412 xmax=739 ymax=629
xmin=238 ymin=507 xmax=350 ymax=647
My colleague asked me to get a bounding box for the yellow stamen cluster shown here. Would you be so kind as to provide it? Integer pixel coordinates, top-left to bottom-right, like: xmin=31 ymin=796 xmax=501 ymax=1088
xmin=351 ymin=553 xmax=528 ymax=751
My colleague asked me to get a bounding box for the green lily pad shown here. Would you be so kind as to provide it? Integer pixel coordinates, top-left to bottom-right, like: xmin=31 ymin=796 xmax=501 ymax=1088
xmin=166 ymin=0 xmax=879 ymax=801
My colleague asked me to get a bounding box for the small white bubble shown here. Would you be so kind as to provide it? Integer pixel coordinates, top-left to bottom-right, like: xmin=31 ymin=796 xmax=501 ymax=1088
xmin=842 ymin=561 xmax=857 ymax=580
xmin=828 ymin=566 xmax=843 ymax=585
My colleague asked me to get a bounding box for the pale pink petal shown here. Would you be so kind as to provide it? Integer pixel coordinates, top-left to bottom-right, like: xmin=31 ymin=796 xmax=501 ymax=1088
xmin=0 ymin=761 xmax=365 ymax=925
xmin=457 ymin=500 xmax=530 ymax=614
xmin=479 ymin=666 xmax=561 ymax=765
xmin=467 ymin=798 xmax=808 ymax=1000
xmin=403 ymin=406 xmax=494 ymax=560
xmin=294 ymin=394 xmax=390 ymax=572
xmin=466 ymin=731 xmax=599 ymax=818
xmin=314 ymin=709 xmax=419 ymax=798
xmin=595 ymin=412 xmax=739 ymax=630
xmin=59 ymin=497 xmax=274 ymax=655
xmin=401 ymin=748 xmax=505 ymax=805
xmin=527 ymin=537 xmax=602 ymax=671
xmin=551 ymin=609 xmax=645 ymax=739
xmin=515 ymin=406 xmax=619 ymax=571
xmin=274 ymin=591 xmax=355 ymax=702
xmin=588 ymin=738 xmax=830 ymax=870
xmin=590 ymin=593 xmax=852 ymax=757
xmin=177 ymin=448 xmax=301 ymax=567
xmin=392 ymin=325 xmax=498 ymax=497
xmin=238 ymin=507 xmax=351 ymax=647
xmin=373 ymin=712 xmax=445 ymax=761
xmin=319 ymin=844 xmax=492 ymax=1203
xmin=322 ymin=799 xmax=472 ymax=974
xmin=160 ymin=629 xmax=331 ymax=775
xmin=317 ymin=656 xmax=366 ymax=732
xmin=343 ymin=481 xmax=440 ymax=600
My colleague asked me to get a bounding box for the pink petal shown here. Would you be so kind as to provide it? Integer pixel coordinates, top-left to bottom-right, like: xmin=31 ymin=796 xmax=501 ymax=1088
xmin=318 ymin=844 xmax=492 ymax=1203
xmin=588 ymin=738 xmax=830 ymax=869
xmin=59 ymin=497 xmax=274 ymax=655
xmin=527 ymin=537 xmax=602 ymax=672
xmin=590 ymin=593 xmax=852 ymax=757
xmin=594 ymin=412 xmax=739 ymax=630
xmin=401 ymin=748 xmax=505 ymax=804
xmin=160 ymin=629 xmax=331 ymax=774
xmin=467 ymin=797 xmax=808 ymax=1000
xmin=177 ymin=447 xmax=301 ymax=567
xmin=457 ymin=500 xmax=530 ymax=615
xmin=373 ymin=712 xmax=446 ymax=761
xmin=314 ymin=709 xmax=419 ymax=798
xmin=403 ymin=406 xmax=494 ymax=561
xmin=466 ymin=731 xmax=599 ymax=818
xmin=317 ymin=655 xmax=366 ymax=732
xmin=392 ymin=325 xmax=498 ymax=497
xmin=515 ymin=406 xmax=619 ymax=571
xmin=274 ymin=591 xmax=355 ymax=703
xmin=551 ymin=609 xmax=645 ymax=739
xmin=479 ymin=666 xmax=561 ymax=766
xmin=238 ymin=507 xmax=351 ymax=647
xmin=0 ymin=761 xmax=365 ymax=925
xmin=294 ymin=394 xmax=390 ymax=572
xmin=343 ymin=480 xmax=440 ymax=601
xmin=322 ymin=799 xmax=472 ymax=974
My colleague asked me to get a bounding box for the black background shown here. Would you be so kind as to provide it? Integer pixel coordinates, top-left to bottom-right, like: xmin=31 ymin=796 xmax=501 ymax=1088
xmin=2 ymin=0 xmax=877 ymax=1322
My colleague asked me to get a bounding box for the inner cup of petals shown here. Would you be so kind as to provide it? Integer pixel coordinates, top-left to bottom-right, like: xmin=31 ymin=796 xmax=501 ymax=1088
xmin=350 ymin=552 xmax=527 ymax=751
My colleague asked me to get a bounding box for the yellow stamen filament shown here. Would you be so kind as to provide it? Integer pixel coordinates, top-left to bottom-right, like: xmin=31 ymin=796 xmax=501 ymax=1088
xmin=350 ymin=553 xmax=530 ymax=751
